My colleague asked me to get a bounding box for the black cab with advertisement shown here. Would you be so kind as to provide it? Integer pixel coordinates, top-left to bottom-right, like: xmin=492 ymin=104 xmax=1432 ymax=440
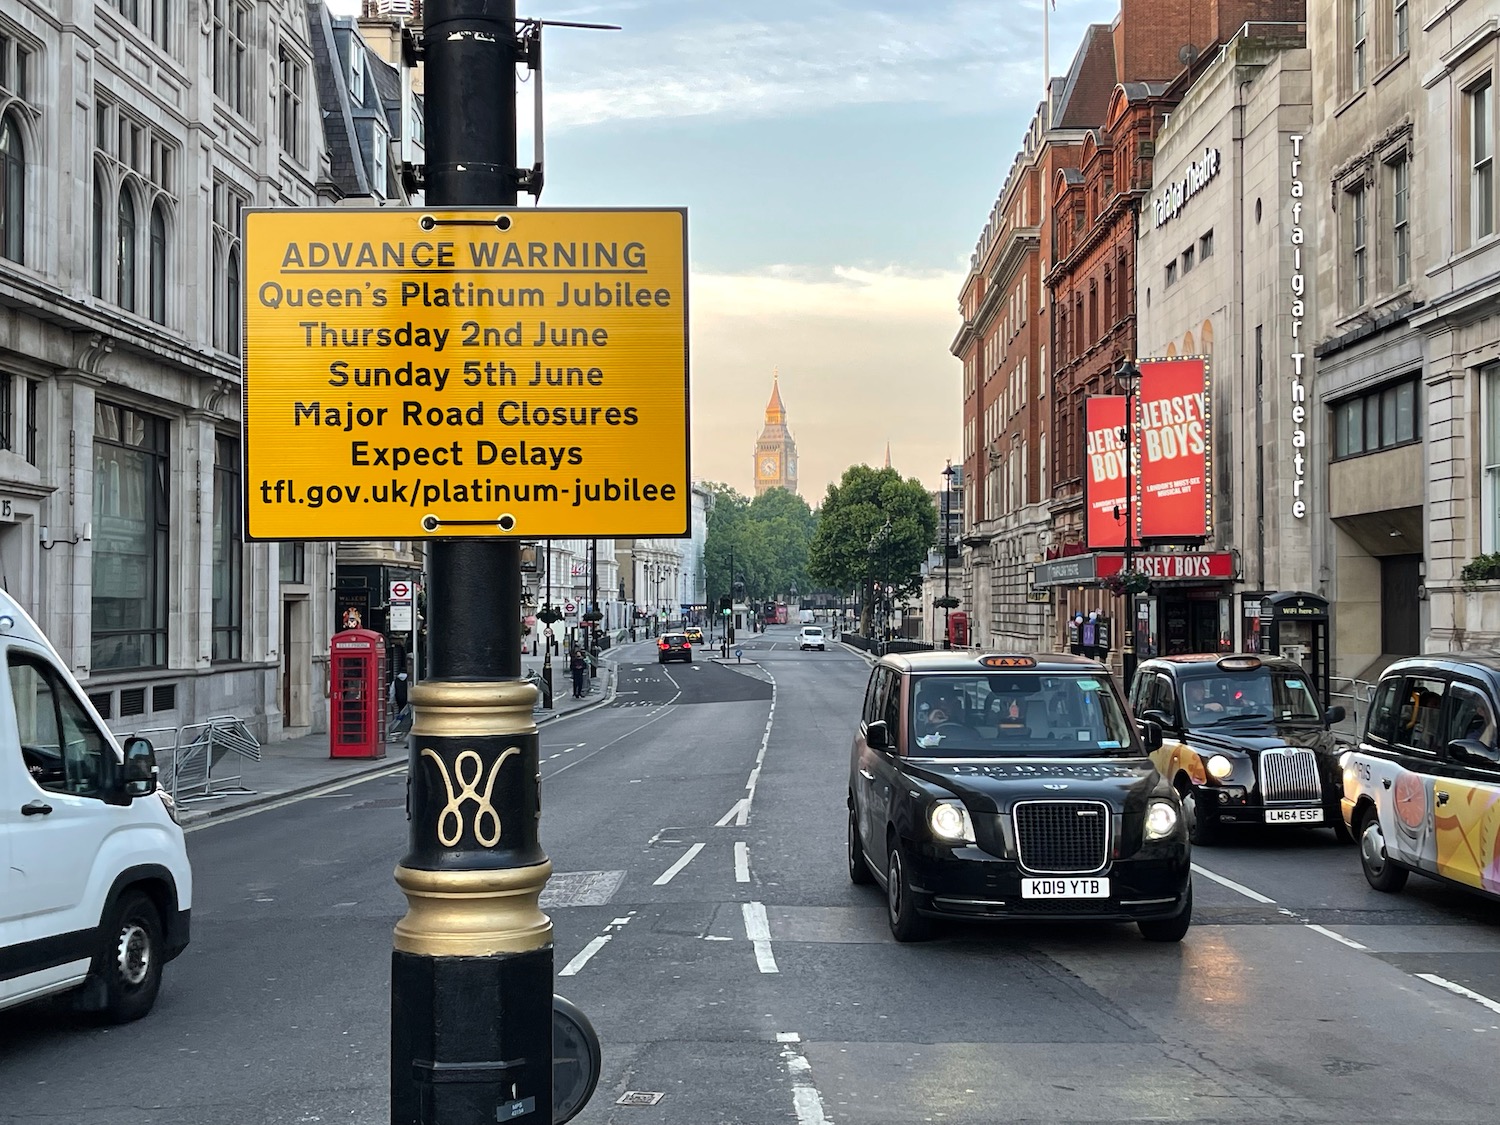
xmin=1129 ymin=653 xmax=1351 ymax=846
xmin=847 ymin=651 xmax=1191 ymax=943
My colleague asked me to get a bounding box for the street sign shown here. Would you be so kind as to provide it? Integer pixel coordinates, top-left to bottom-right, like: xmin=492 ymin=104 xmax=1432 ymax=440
xmin=390 ymin=580 xmax=413 ymax=602
xmin=242 ymin=208 xmax=690 ymax=540
xmin=389 ymin=603 xmax=414 ymax=631
xmin=565 ymin=601 xmax=576 ymax=613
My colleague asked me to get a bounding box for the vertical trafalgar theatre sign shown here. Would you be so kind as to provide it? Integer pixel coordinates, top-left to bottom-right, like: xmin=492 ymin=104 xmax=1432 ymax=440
xmin=242 ymin=208 xmax=689 ymax=539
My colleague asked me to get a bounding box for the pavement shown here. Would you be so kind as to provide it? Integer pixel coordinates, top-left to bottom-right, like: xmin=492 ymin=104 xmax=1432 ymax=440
xmin=172 ymin=650 xmax=622 ymax=827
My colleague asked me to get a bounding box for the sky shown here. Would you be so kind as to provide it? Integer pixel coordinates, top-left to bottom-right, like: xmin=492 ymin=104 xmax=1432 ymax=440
xmin=331 ymin=0 xmax=1123 ymax=500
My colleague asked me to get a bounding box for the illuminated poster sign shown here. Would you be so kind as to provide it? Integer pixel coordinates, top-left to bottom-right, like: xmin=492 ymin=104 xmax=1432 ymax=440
xmin=1084 ymin=395 xmax=1128 ymax=549
xmin=1136 ymin=357 xmax=1211 ymax=540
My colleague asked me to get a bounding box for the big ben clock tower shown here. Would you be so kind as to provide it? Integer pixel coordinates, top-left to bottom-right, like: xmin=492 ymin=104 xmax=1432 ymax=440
xmin=754 ymin=371 xmax=798 ymax=497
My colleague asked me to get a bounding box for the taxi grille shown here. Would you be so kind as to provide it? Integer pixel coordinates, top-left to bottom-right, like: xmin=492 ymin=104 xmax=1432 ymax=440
xmin=1258 ymin=747 xmax=1321 ymax=803
xmin=1013 ymin=800 xmax=1109 ymax=874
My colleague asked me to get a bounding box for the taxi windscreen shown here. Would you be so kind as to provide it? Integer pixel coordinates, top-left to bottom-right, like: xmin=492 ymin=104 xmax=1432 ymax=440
xmin=1180 ymin=669 xmax=1321 ymax=728
xmin=908 ymin=672 xmax=1135 ymax=757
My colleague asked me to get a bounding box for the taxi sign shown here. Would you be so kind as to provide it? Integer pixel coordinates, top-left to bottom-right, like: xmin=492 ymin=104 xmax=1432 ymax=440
xmin=242 ymin=208 xmax=689 ymax=540
xmin=1216 ymin=655 xmax=1263 ymax=671
xmin=979 ymin=655 xmax=1037 ymax=668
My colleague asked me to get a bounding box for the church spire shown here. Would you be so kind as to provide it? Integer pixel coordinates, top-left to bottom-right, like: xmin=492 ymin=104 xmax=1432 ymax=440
xmin=884 ymin=441 xmax=891 ymax=469
xmin=764 ymin=367 xmax=786 ymax=425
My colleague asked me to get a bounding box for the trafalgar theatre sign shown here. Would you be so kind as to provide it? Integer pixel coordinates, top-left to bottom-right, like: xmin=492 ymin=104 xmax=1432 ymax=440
xmin=1153 ymin=146 xmax=1221 ymax=228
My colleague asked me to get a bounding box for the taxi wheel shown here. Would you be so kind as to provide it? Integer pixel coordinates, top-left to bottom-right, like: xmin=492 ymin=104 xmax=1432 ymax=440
xmin=885 ymin=844 xmax=932 ymax=942
xmin=1138 ymin=885 xmax=1192 ymax=943
xmin=1358 ymin=806 xmax=1409 ymax=893
xmin=1182 ymin=787 xmax=1221 ymax=847
xmin=847 ymin=808 xmax=873 ymax=885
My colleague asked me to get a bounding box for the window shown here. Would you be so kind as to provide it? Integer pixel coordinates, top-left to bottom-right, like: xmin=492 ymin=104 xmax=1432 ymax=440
xmin=1181 ymin=246 xmax=1195 ymax=274
xmin=1199 ymin=229 xmax=1214 ymax=260
xmin=1482 ymin=364 xmax=1500 ymax=550
xmin=349 ymin=44 xmax=365 ymax=103
xmin=113 ymin=0 xmax=171 ymax=52
xmin=1352 ymin=0 xmax=1367 ymax=90
xmin=212 ymin=176 xmax=248 ymax=354
xmin=25 ymin=378 xmax=36 ymax=464
xmin=212 ymin=0 xmax=251 ymax=116
xmin=148 ymin=201 xmax=167 ymax=324
xmin=1331 ymin=376 xmax=1419 ymax=458
xmin=0 ymin=111 xmax=21 ymax=264
xmin=1390 ymin=153 xmax=1409 ymax=287
xmin=1393 ymin=677 xmax=1447 ymax=753
xmin=1394 ymin=0 xmax=1409 ymax=58
xmin=1347 ymin=183 xmax=1367 ymax=307
xmin=280 ymin=541 xmax=306 ymax=584
xmin=1445 ymin=683 xmax=1497 ymax=754
xmin=1471 ymin=77 xmax=1494 ymax=242
xmin=1165 ymin=261 xmax=1177 ymax=287
xmin=117 ymin=190 xmax=136 ymax=312
xmin=0 ymin=30 xmax=33 ymax=99
xmin=92 ymin=402 xmax=170 ymax=671
xmin=213 ymin=434 xmax=243 ymax=661
xmin=12 ymin=653 xmax=111 ymax=799
xmin=91 ymin=174 xmax=106 ymax=296
xmin=278 ymin=46 xmax=307 ymax=163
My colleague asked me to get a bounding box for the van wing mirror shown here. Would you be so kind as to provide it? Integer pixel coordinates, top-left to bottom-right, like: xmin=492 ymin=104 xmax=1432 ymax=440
xmin=1448 ymin=737 xmax=1500 ymax=767
xmin=122 ymin=736 xmax=158 ymax=798
xmin=865 ymin=720 xmax=891 ymax=751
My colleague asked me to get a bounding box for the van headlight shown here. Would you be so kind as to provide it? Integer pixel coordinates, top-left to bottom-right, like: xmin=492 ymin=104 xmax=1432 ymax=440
xmin=1144 ymin=800 xmax=1179 ymax=840
xmin=158 ymin=789 xmax=181 ymax=825
xmin=928 ymin=800 xmax=976 ymax=844
xmin=1206 ymin=754 xmax=1234 ymax=781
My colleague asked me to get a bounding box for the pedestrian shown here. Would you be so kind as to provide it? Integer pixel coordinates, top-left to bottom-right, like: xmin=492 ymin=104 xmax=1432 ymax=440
xmin=569 ymin=647 xmax=587 ymax=698
xmin=389 ymin=669 xmax=411 ymax=734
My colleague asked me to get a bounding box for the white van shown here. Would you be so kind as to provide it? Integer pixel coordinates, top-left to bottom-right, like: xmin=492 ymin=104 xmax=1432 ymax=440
xmin=0 ymin=590 xmax=191 ymax=1022
xmin=798 ymin=609 xmax=815 ymax=625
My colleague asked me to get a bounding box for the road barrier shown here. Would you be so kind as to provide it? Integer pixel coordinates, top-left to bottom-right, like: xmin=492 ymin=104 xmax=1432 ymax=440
xmin=135 ymin=716 xmax=263 ymax=805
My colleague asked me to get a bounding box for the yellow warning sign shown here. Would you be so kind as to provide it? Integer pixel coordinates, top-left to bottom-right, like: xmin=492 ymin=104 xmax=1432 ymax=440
xmin=242 ymin=208 xmax=689 ymax=539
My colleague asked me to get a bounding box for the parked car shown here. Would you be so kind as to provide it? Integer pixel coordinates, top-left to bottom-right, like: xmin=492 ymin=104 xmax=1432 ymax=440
xmin=1342 ymin=654 xmax=1500 ymax=901
xmin=658 ymin=632 xmax=692 ymax=664
xmin=798 ymin=626 xmax=826 ymax=651
xmin=848 ymin=651 xmax=1190 ymax=943
xmin=1128 ymin=654 xmax=1352 ymax=846
xmin=0 ymin=590 xmax=191 ymax=1022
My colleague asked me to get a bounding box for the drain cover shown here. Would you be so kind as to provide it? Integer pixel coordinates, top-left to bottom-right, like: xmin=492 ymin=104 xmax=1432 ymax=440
xmin=541 ymin=870 xmax=626 ymax=908
xmin=616 ymin=1092 xmax=665 ymax=1106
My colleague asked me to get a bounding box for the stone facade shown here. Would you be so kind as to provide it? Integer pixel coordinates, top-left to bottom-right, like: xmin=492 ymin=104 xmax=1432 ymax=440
xmin=753 ymin=374 xmax=798 ymax=497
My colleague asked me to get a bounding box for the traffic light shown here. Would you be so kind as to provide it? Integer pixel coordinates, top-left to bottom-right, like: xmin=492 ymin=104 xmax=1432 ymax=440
xmin=719 ymin=595 xmax=731 ymax=615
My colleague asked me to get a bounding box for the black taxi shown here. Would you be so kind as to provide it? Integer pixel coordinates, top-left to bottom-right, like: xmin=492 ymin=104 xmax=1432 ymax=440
xmin=847 ymin=651 xmax=1191 ymax=943
xmin=1128 ymin=654 xmax=1351 ymax=846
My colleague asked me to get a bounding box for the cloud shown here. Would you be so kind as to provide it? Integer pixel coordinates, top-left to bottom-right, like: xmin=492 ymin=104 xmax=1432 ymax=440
xmin=536 ymin=0 xmax=1058 ymax=128
xmin=689 ymin=262 xmax=965 ymax=501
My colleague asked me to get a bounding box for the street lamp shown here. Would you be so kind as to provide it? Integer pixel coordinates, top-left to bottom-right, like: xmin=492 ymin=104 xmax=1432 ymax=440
xmin=867 ymin=517 xmax=893 ymax=655
xmin=1115 ymin=357 xmax=1142 ymax=685
xmin=941 ymin=460 xmax=956 ymax=649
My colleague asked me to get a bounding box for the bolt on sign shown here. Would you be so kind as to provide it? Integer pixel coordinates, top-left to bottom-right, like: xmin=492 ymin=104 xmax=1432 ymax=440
xmin=242 ymin=208 xmax=689 ymax=539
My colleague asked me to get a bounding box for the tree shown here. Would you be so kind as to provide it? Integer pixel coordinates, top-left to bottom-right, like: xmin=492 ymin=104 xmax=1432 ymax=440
xmin=748 ymin=487 xmax=817 ymax=599
xmin=808 ymin=465 xmax=937 ymax=636
xmin=703 ymin=484 xmax=819 ymax=611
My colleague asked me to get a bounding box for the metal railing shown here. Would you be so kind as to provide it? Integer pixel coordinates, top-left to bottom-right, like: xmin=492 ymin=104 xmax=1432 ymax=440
xmin=1327 ymin=678 xmax=1375 ymax=741
xmin=135 ymin=715 xmax=263 ymax=805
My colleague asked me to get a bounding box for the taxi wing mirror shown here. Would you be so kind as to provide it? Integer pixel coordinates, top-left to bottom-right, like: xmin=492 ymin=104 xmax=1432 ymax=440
xmin=121 ymin=736 xmax=158 ymax=798
xmin=1140 ymin=708 xmax=1173 ymax=731
xmin=1325 ymin=705 xmax=1347 ymax=726
xmin=1137 ymin=720 xmax=1164 ymax=753
xmin=865 ymin=720 xmax=891 ymax=751
xmin=1448 ymin=737 xmax=1500 ymax=767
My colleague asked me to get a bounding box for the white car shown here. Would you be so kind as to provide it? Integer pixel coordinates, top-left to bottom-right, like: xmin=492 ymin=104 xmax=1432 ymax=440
xmin=0 ymin=589 xmax=191 ymax=1022
xmin=799 ymin=626 xmax=826 ymax=651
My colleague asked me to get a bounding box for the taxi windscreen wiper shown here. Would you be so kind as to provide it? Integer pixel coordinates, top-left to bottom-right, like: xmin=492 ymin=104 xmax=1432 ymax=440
xmin=1204 ymin=712 xmax=1273 ymax=725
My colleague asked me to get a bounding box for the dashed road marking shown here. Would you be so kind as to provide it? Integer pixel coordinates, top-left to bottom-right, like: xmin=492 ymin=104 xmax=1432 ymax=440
xmin=734 ymin=841 xmax=750 ymax=883
xmin=742 ymin=901 xmax=778 ymax=973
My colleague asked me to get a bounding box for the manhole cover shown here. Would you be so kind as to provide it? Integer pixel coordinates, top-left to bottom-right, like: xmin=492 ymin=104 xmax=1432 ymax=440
xmin=616 ymin=1092 xmax=665 ymax=1106
xmin=541 ymin=870 xmax=626 ymax=908
xmin=347 ymin=797 xmax=406 ymax=810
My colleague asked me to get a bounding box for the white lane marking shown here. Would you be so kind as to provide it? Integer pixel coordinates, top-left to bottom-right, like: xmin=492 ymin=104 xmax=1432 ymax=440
xmin=1306 ymin=923 xmax=1368 ymax=951
xmin=1416 ymin=973 xmax=1500 ymax=1016
xmin=653 ymin=842 xmax=705 ymax=886
xmin=777 ymin=1032 xmax=831 ymax=1125
xmin=559 ymin=935 xmax=611 ymax=977
xmin=185 ymin=762 xmax=407 ymax=832
xmin=734 ymin=841 xmax=751 ymax=883
xmin=737 ymin=670 xmax=778 ymax=825
xmin=742 ymin=901 xmax=779 ymax=973
xmin=1191 ymin=862 xmax=1277 ymax=904
xmin=546 ymin=693 xmax=681 ymax=778
xmin=661 ymin=667 xmax=681 ymax=690
xmin=715 ymin=799 xmax=746 ymax=827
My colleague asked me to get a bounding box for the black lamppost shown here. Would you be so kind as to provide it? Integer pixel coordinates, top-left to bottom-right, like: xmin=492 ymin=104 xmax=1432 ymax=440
xmin=867 ymin=517 xmax=893 ymax=655
xmin=1115 ymin=357 xmax=1142 ymax=685
xmin=941 ymin=460 xmax=956 ymax=649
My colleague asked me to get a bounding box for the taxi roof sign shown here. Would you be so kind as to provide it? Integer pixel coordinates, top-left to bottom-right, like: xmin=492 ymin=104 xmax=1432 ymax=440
xmin=1216 ymin=656 xmax=1263 ymax=671
xmin=980 ymin=655 xmax=1037 ymax=668
xmin=241 ymin=207 xmax=689 ymax=540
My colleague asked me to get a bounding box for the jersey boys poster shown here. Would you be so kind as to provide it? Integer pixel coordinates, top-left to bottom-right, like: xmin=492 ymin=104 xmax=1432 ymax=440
xmin=1084 ymin=395 xmax=1129 ymax=549
xmin=1136 ymin=357 xmax=1211 ymax=539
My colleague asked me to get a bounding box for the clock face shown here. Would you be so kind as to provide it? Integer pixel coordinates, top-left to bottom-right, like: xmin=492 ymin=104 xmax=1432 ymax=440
xmin=761 ymin=456 xmax=778 ymax=477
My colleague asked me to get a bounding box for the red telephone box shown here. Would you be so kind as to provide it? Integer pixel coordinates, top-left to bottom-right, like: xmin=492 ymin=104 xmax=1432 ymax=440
xmin=330 ymin=628 xmax=387 ymax=759
xmin=948 ymin=611 xmax=970 ymax=649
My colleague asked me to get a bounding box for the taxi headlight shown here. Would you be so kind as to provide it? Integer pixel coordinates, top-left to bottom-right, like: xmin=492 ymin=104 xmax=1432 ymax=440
xmin=1205 ymin=754 xmax=1234 ymax=781
xmin=1144 ymin=799 xmax=1179 ymax=840
xmin=928 ymin=800 xmax=975 ymax=844
xmin=1338 ymin=750 xmax=1353 ymax=771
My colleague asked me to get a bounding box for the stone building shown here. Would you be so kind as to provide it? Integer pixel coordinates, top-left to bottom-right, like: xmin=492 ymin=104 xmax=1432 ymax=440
xmin=1134 ymin=25 xmax=1315 ymax=655
xmin=1307 ymin=0 xmax=1425 ymax=681
xmin=753 ymin=372 xmax=798 ymax=497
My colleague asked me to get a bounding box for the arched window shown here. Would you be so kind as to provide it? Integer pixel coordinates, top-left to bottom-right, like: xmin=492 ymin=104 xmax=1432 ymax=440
xmin=1200 ymin=319 xmax=1214 ymax=356
xmin=92 ymin=173 xmax=107 ymax=297
xmin=1166 ymin=342 xmax=1178 ymax=358
xmin=1183 ymin=330 xmax=1196 ymax=354
xmin=0 ymin=113 xmax=23 ymax=263
xmin=226 ymin=246 xmax=241 ymax=355
xmin=149 ymin=202 xmax=167 ymax=324
xmin=117 ymin=190 xmax=137 ymax=311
